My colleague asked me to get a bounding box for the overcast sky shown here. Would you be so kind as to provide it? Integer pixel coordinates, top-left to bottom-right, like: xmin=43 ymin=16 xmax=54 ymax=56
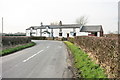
xmin=0 ymin=0 xmax=119 ymax=34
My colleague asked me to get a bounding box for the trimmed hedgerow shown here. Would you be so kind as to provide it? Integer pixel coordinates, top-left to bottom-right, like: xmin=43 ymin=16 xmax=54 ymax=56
xmin=74 ymin=36 xmax=119 ymax=78
xmin=64 ymin=41 xmax=107 ymax=78
xmin=2 ymin=36 xmax=31 ymax=49
xmin=1 ymin=42 xmax=36 ymax=56
xmin=31 ymin=36 xmax=46 ymax=40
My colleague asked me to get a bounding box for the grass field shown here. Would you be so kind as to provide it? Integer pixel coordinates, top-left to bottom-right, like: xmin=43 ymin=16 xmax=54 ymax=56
xmin=64 ymin=41 xmax=107 ymax=78
xmin=0 ymin=42 xmax=36 ymax=56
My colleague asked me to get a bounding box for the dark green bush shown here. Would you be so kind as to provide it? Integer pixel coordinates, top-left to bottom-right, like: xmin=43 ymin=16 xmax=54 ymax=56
xmin=2 ymin=36 xmax=31 ymax=47
xmin=31 ymin=36 xmax=46 ymax=40
xmin=1 ymin=42 xmax=36 ymax=56
xmin=62 ymin=37 xmax=67 ymax=41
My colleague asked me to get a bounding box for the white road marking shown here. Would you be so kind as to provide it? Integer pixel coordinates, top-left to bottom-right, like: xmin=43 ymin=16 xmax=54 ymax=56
xmin=23 ymin=50 xmax=44 ymax=62
xmin=47 ymin=46 xmax=49 ymax=48
xmin=59 ymin=46 xmax=62 ymax=48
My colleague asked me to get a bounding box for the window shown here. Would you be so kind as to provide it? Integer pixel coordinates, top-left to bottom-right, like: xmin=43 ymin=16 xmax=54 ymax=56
xmin=59 ymin=33 xmax=62 ymax=36
xmin=73 ymin=33 xmax=76 ymax=36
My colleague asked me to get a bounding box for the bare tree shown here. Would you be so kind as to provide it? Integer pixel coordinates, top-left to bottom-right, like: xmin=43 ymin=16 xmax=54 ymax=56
xmin=76 ymin=16 xmax=88 ymax=26
xmin=50 ymin=21 xmax=59 ymax=25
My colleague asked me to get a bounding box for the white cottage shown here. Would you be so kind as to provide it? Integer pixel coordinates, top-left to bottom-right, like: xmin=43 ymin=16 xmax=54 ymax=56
xmin=26 ymin=21 xmax=103 ymax=37
xmin=26 ymin=21 xmax=86 ymax=38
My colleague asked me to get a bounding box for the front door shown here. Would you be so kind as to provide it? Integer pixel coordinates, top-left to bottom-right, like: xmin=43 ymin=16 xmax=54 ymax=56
xmin=94 ymin=32 xmax=97 ymax=36
xmin=67 ymin=33 xmax=69 ymax=38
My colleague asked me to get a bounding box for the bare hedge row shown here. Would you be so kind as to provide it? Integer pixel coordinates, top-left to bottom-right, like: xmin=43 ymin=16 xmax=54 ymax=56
xmin=104 ymin=34 xmax=118 ymax=39
xmin=2 ymin=36 xmax=31 ymax=49
xmin=69 ymin=36 xmax=119 ymax=78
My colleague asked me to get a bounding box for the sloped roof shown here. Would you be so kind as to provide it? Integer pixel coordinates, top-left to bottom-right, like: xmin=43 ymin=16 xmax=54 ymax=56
xmin=37 ymin=26 xmax=46 ymax=29
xmin=26 ymin=26 xmax=46 ymax=30
xmin=80 ymin=25 xmax=103 ymax=32
xmin=31 ymin=26 xmax=40 ymax=30
xmin=26 ymin=27 xmax=31 ymax=30
xmin=45 ymin=25 xmax=60 ymax=29
xmin=26 ymin=24 xmax=81 ymax=30
xmin=47 ymin=24 xmax=81 ymax=29
xmin=60 ymin=24 xmax=81 ymax=28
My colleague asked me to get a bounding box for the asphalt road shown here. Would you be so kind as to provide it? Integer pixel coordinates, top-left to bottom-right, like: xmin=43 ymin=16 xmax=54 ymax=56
xmin=1 ymin=40 xmax=73 ymax=78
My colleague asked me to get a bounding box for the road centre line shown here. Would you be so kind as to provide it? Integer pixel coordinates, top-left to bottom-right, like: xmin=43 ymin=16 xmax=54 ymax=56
xmin=23 ymin=50 xmax=44 ymax=62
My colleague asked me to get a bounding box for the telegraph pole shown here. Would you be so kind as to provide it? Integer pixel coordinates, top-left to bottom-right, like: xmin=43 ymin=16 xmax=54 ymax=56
xmin=2 ymin=17 xmax=3 ymax=34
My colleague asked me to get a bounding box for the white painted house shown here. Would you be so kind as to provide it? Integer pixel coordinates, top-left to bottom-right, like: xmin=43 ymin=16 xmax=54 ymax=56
xmin=26 ymin=21 xmax=103 ymax=37
xmin=26 ymin=21 xmax=85 ymax=38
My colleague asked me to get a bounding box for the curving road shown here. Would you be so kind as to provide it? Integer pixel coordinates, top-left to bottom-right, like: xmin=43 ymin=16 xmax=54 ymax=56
xmin=1 ymin=40 xmax=72 ymax=78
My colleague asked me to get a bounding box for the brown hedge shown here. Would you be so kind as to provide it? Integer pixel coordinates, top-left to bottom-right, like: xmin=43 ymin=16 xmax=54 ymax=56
xmin=72 ymin=36 xmax=119 ymax=78
xmin=2 ymin=36 xmax=31 ymax=49
xmin=104 ymin=34 xmax=118 ymax=39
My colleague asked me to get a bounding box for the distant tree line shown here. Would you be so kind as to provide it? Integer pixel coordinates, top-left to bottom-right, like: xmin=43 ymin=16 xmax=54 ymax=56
xmin=2 ymin=33 xmax=26 ymax=36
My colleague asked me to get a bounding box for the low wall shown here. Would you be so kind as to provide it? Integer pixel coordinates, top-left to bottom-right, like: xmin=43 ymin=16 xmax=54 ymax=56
xmin=69 ymin=36 xmax=119 ymax=78
xmin=2 ymin=36 xmax=31 ymax=50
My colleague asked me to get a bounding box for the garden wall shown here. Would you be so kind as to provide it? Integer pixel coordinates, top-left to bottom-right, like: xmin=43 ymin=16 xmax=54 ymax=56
xmin=2 ymin=36 xmax=31 ymax=50
xmin=69 ymin=36 xmax=119 ymax=78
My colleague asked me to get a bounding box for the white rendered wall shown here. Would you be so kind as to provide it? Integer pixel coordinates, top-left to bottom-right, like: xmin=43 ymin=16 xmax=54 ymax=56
xmin=97 ymin=32 xmax=100 ymax=37
xmin=53 ymin=29 xmax=59 ymax=37
xmin=26 ymin=28 xmax=89 ymax=37
xmin=36 ymin=29 xmax=40 ymax=36
xmin=76 ymin=28 xmax=88 ymax=36
xmin=31 ymin=30 xmax=37 ymax=36
xmin=26 ymin=30 xmax=30 ymax=36
xmin=42 ymin=33 xmax=50 ymax=37
xmin=62 ymin=28 xmax=74 ymax=37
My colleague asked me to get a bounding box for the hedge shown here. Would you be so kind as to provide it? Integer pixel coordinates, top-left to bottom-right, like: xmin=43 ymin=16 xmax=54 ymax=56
xmin=73 ymin=36 xmax=119 ymax=78
xmin=31 ymin=36 xmax=47 ymax=40
xmin=2 ymin=36 xmax=31 ymax=50
xmin=64 ymin=41 xmax=107 ymax=78
xmin=1 ymin=42 xmax=36 ymax=56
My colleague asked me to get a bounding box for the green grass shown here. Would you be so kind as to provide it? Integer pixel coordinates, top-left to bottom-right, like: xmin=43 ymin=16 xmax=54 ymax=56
xmin=0 ymin=42 xmax=36 ymax=56
xmin=64 ymin=41 xmax=107 ymax=78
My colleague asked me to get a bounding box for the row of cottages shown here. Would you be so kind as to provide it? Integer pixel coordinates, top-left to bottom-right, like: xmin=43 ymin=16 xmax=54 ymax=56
xmin=26 ymin=21 xmax=103 ymax=37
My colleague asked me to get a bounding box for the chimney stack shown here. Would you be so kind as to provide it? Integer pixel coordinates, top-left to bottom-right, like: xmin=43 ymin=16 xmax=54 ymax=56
xmin=41 ymin=22 xmax=43 ymax=27
xmin=59 ymin=21 xmax=62 ymax=26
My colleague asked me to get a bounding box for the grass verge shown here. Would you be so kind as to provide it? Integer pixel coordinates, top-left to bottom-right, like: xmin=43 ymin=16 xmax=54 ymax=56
xmin=0 ymin=42 xmax=36 ymax=56
xmin=64 ymin=41 xmax=107 ymax=78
